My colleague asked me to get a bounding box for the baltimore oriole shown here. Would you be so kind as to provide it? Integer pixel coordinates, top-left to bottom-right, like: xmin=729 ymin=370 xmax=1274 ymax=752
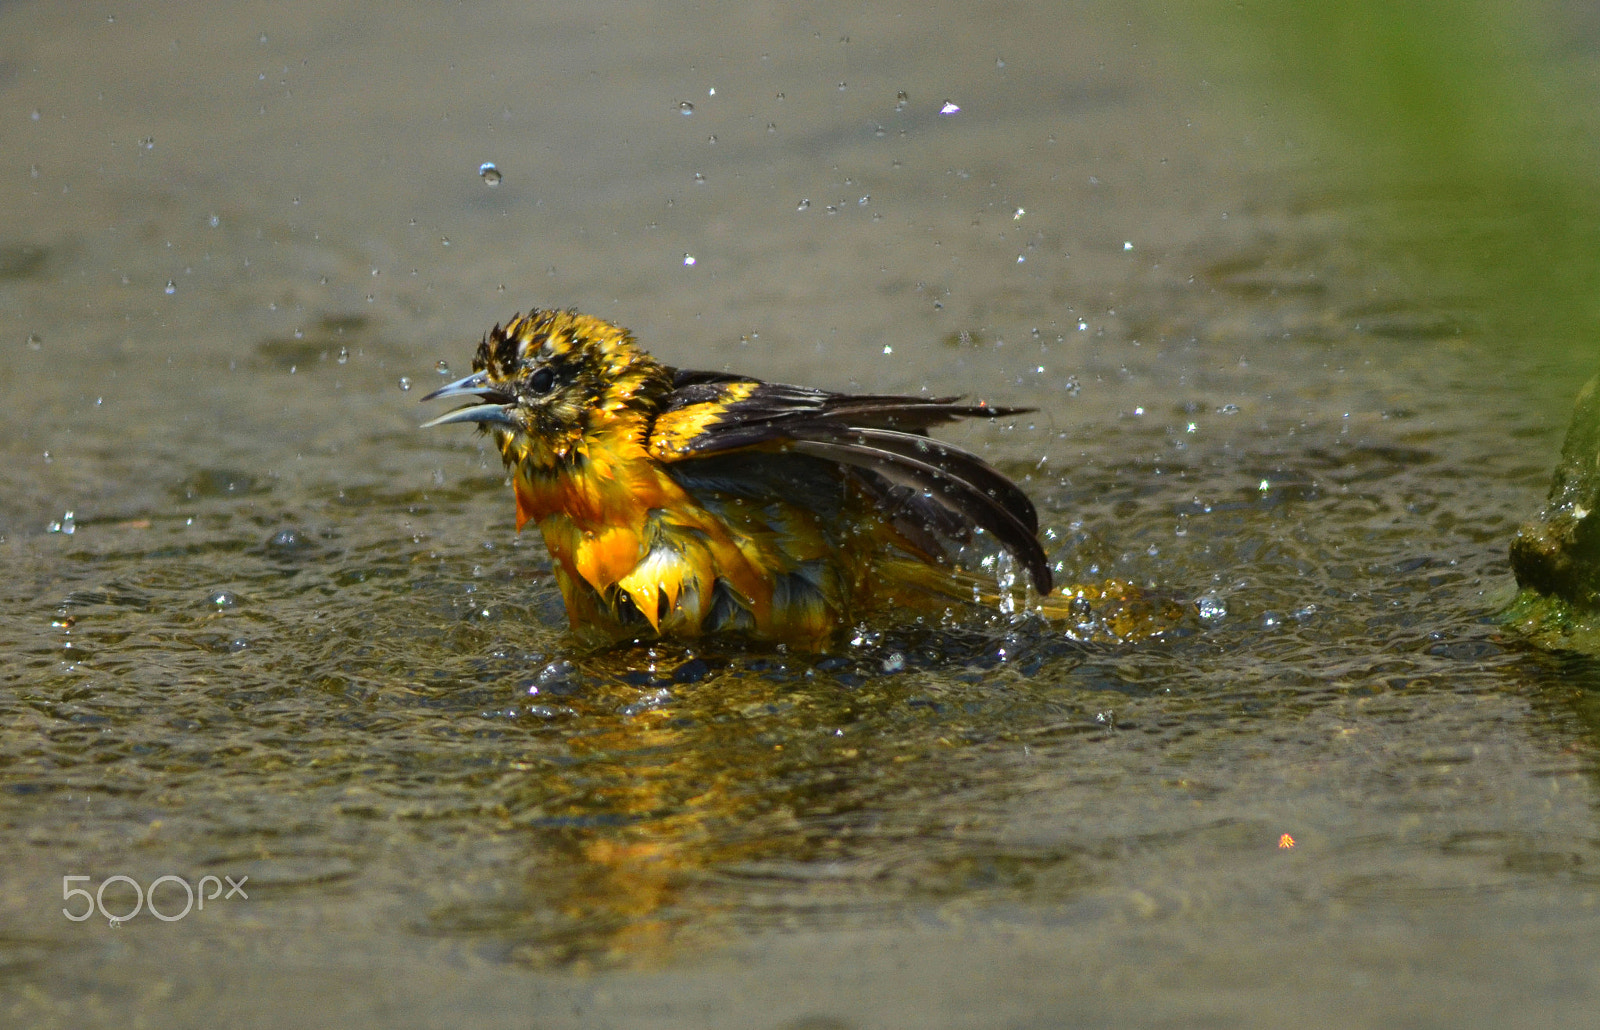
xmin=423 ymin=309 xmax=1167 ymax=649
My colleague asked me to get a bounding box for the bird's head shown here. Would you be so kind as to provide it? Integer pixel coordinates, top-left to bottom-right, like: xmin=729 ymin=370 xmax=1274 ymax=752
xmin=421 ymin=309 xmax=669 ymax=468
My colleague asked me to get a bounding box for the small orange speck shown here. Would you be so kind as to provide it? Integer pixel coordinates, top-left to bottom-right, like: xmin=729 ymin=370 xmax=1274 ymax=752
xmin=1278 ymin=833 xmax=1296 ymax=849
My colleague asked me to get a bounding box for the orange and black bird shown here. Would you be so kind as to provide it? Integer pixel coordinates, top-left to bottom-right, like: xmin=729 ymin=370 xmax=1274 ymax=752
xmin=422 ymin=308 xmax=1055 ymax=649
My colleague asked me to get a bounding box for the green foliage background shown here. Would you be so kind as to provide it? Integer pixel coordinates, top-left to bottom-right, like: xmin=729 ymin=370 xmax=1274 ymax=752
xmin=1187 ymin=0 xmax=1600 ymax=364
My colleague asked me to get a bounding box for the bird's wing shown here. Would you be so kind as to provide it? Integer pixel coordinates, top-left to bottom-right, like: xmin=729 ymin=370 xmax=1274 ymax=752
xmin=647 ymin=372 xmax=1052 ymax=593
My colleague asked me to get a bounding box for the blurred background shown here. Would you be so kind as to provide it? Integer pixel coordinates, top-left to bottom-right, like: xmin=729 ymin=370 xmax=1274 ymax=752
xmin=1200 ymin=0 xmax=1600 ymax=369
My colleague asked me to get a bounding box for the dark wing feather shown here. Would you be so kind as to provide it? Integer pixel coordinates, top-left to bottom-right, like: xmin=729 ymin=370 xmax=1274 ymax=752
xmin=658 ymin=372 xmax=1035 ymax=442
xmin=788 ymin=435 xmax=1050 ymax=593
xmin=819 ymin=397 xmax=1034 ymax=432
xmin=649 ymin=373 xmax=1051 ymax=593
xmin=852 ymin=472 xmax=974 ymax=558
xmin=794 ymin=426 xmax=1038 ymax=533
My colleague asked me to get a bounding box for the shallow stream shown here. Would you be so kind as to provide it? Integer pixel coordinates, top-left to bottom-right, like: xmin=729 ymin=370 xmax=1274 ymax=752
xmin=3 ymin=3 xmax=1598 ymax=1027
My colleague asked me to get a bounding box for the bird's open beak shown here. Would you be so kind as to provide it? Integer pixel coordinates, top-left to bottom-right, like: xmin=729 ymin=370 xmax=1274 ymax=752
xmin=420 ymin=371 xmax=518 ymax=428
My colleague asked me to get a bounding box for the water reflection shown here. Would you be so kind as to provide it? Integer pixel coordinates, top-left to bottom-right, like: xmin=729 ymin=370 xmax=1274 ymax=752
xmin=411 ymin=631 xmax=1104 ymax=967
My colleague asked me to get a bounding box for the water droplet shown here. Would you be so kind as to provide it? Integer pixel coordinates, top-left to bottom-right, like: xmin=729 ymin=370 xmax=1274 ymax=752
xmin=209 ymin=214 xmax=220 ymax=228
xmin=895 ymin=91 xmax=909 ymax=111
xmin=1216 ymin=403 xmax=1239 ymax=415
xmin=873 ymin=125 xmax=886 ymax=138
xmin=766 ymin=122 xmax=777 ymax=133
xmin=536 ymin=660 xmax=579 ymax=694
xmin=858 ymin=195 xmax=869 ymax=205
xmin=1064 ymin=376 xmax=1081 ymax=397
xmin=837 ymin=81 xmax=847 ymax=91
xmin=49 ymin=511 xmax=75 ymax=535
xmin=1013 ymin=207 xmax=1026 ymax=220
xmin=208 ymin=590 xmax=237 ymax=608
xmin=1123 ymin=241 xmax=1133 ymax=250
xmin=939 ymin=100 xmax=960 ymax=115
xmin=440 ymin=236 xmax=450 ymax=247
xmin=398 ymin=376 xmax=412 ymax=391
xmin=478 ymin=161 xmax=502 ymax=186
xmin=796 ymin=199 xmax=810 ymax=211
xmin=682 ymin=253 xmax=696 ymax=266
xmin=337 ymin=346 xmax=349 ymax=364
xmin=678 ymin=101 xmax=695 ymax=115
xmin=164 ymin=280 xmax=176 ymax=295
xmin=26 ymin=333 xmax=42 ymax=350
xmin=706 ymin=134 xmax=717 ymax=144
xmin=882 ymin=345 xmax=893 ymax=355
xmin=693 ymin=171 xmax=706 ymax=184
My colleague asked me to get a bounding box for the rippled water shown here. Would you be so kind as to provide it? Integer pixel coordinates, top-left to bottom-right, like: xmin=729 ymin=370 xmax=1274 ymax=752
xmin=4 ymin=2 xmax=1599 ymax=1027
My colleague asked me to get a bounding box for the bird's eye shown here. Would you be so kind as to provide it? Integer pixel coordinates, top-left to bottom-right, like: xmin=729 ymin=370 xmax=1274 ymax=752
xmin=528 ymin=366 xmax=555 ymax=395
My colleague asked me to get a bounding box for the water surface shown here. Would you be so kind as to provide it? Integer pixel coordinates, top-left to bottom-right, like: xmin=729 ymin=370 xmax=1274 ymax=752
xmin=3 ymin=2 xmax=1598 ymax=1027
